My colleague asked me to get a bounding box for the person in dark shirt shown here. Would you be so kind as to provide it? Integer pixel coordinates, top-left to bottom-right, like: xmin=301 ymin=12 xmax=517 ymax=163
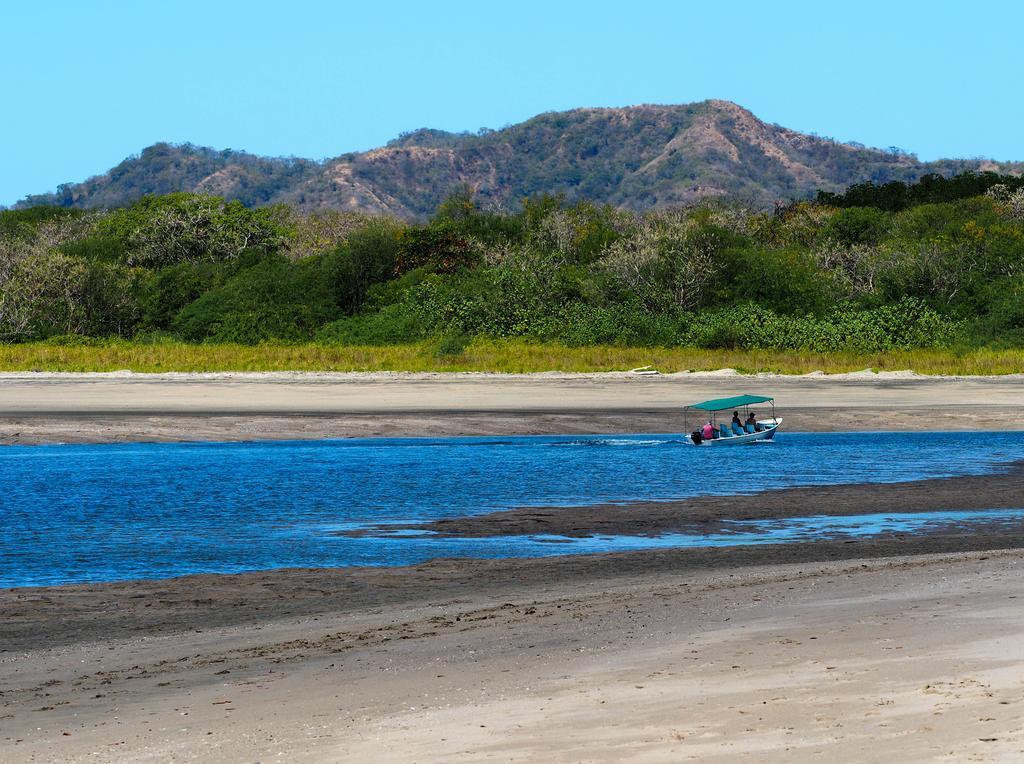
xmin=731 ymin=411 xmax=742 ymax=428
xmin=746 ymin=412 xmax=759 ymax=431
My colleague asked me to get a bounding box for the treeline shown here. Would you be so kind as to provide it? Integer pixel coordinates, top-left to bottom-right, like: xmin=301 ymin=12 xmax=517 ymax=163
xmin=2 ymin=172 xmax=1023 ymax=352
xmin=816 ymin=171 xmax=1024 ymax=211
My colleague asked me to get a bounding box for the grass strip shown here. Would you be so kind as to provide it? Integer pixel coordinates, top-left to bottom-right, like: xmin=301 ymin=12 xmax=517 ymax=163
xmin=1 ymin=340 xmax=1022 ymax=375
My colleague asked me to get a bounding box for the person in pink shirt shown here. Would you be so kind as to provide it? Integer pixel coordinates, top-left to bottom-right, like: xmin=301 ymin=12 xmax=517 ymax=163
xmin=702 ymin=421 xmax=715 ymax=440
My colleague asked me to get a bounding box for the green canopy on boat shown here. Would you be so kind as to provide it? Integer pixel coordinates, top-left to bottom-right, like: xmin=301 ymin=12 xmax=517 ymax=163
xmin=686 ymin=394 xmax=774 ymax=412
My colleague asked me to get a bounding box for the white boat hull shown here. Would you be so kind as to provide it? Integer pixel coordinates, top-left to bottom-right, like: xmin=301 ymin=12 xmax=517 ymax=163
xmin=692 ymin=418 xmax=782 ymax=446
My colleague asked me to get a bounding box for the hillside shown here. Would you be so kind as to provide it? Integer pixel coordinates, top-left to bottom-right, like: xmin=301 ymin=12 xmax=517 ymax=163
xmin=18 ymin=100 xmax=1023 ymax=216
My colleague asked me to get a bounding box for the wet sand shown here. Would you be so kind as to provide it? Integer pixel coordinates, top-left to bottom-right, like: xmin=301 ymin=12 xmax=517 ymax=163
xmin=356 ymin=462 xmax=1024 ymax=538
xmin=1 ymin=370 xmax=1023 ymax=443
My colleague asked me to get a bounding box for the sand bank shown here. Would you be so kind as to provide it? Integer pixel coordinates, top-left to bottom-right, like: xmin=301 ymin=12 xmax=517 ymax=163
xmin=2 ymin=370 xmax=1023 ymax=443
xmin=353 ymin=462 xmax=1024 ymax=539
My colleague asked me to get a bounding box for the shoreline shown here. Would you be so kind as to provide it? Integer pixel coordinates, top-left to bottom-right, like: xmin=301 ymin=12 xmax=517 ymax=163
xmin=5 ymin=409 xmax=1024 ymax=445
xmin=3 ymin=371 xmax=1024 ymax=443
xmin=2 ymin=457 xmax=1022 ymax=614
xmin=6 ymin=519 xmax=1024 ymax=652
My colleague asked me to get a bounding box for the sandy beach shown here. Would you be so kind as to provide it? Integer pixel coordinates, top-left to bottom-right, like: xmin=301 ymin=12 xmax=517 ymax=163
xmin=1 ymin=370 xmax=1023 ymax=443
xmin=3 ymin=546 xmax=1024 ymax=762
xmin=2 ymin=372 xmax=1024 ymax=761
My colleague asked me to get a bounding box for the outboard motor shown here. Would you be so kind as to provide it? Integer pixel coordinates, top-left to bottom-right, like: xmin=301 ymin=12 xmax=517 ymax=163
xmin=691 ymin=430 xmax=703 ymax=446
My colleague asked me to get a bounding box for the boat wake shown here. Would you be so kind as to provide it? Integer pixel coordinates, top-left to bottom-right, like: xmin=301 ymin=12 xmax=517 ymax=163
xmin=548 ymin=438 xmax=680 ymax=448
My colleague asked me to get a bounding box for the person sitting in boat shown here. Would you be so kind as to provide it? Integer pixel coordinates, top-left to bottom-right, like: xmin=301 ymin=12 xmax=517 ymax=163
xmin=746 ymin=412 xmax=760 ymax=432
xmin=731 ymin=411 xmax=742 ymax=428
xmin=702 ymin=421 xmax=715 ymax=440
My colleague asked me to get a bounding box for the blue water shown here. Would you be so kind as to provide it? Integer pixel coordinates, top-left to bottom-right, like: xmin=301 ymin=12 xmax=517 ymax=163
xmin=1 ymin=431 xmax=1022 ymax=587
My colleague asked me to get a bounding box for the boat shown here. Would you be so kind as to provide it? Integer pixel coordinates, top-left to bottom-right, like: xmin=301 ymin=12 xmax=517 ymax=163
xmin=683 ymin=394 xmax=782 ymax=446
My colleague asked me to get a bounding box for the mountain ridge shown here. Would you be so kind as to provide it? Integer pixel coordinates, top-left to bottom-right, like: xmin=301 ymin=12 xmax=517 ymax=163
xmin=18 ymin=100 xmax=1023 ymax=217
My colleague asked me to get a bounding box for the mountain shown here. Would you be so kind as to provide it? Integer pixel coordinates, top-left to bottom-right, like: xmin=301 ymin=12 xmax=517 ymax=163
xmin=18 ymin=100 xmax=1023 ymax=217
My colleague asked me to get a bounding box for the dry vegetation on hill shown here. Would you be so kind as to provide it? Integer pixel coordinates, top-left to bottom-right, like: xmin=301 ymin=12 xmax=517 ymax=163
xmin=19 ymin=101 xmax=1023 ymax=216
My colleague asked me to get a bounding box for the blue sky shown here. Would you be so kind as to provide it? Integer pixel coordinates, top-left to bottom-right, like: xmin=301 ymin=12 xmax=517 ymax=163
xmin=2 ymin=0 xmax=1021 ymax=206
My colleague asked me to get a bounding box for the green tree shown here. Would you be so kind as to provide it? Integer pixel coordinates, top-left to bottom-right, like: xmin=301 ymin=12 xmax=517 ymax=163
xmin=822 ymin=207 xmax=891 ymax=246
xmin=322 ymin=218 xmax=404 ymax=314
xmin=99 ymin=193 xmax=287 ymax=266
xmin=171 ymin=255 xmax=336 ymax=343
xmin=395 ymin=225 xmax=481 ymax=275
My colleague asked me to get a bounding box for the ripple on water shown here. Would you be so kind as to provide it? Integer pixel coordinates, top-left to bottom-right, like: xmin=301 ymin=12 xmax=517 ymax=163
xmin=1 ymin=431 xmax=1022 ymax=586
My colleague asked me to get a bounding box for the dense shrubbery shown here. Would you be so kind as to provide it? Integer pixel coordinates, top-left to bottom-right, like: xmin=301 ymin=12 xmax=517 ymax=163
xmin=2 ymin=172 xmax=1023 ymax=352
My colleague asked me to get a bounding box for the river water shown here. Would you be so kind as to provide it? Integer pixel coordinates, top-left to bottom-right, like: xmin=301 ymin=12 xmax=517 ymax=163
xmin=1 ymin=431 xmax=1022 ymax=587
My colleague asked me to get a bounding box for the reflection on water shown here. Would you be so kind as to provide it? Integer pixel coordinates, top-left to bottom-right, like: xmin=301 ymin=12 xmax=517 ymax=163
xmin=1 ymin=431 xmax=1022 ymax=587
xmin=519 ymin=508 xmax=1024 ymax=554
